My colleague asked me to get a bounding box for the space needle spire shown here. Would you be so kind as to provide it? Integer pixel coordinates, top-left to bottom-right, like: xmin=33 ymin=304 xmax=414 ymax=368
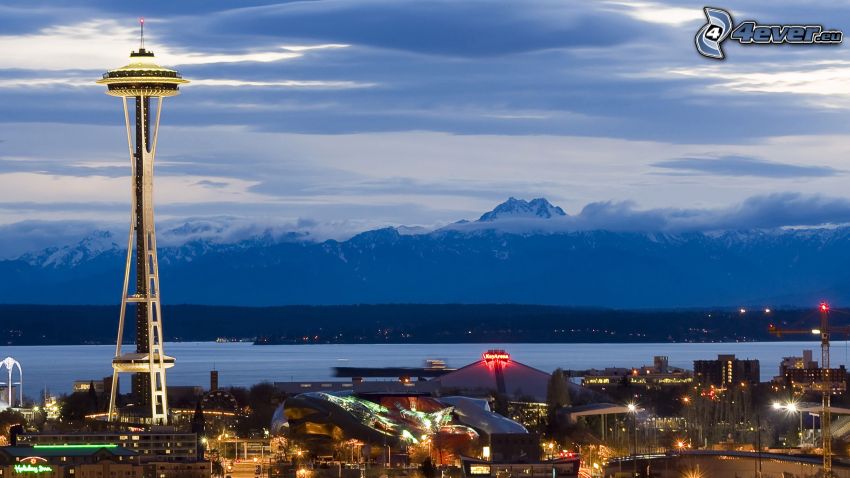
xmin=97 ymin=22 xmax=188 ymax=425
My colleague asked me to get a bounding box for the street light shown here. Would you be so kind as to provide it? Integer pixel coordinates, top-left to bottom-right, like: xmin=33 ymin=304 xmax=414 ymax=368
xmin=773 ymin=401 xmax=803 ymax=448
xmin=626 ymin=403 xmax=638 ymax=476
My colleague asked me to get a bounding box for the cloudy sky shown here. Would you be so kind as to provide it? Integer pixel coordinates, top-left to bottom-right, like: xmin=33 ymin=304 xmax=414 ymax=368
xmin=2 ymin=0 xmax=850 ymax=254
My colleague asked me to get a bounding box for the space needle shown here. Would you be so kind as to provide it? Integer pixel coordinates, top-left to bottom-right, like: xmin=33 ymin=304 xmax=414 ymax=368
xmin=97 ymin=19 xmax=188 ymax=424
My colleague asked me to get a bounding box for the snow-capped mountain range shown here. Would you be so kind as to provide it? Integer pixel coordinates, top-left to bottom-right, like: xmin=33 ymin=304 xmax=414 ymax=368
xmin=3 ymin=197 xmax=850 ymax=308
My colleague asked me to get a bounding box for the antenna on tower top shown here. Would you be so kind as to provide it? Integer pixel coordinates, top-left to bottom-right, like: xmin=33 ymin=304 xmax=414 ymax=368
xmin=139 ymin=18 xmax=145 ymax=50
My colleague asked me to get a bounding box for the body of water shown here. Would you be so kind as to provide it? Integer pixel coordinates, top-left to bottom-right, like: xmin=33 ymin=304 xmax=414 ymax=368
xmin=3 ymin=341 xmax=843 ymax=399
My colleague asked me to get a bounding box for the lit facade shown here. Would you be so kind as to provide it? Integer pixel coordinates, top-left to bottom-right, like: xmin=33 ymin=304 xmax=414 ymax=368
xmin=277 ymin=392 xmax=480 ymax=447
xmin=18 ymin=432 xmax=199 ymax=463
xmin=784 ymin=366 xmax=847 ymax=393
xmin=581 ymin=355 xmax=693 ymax=389
xmin=693 ymin=354 xmax=759 ymax=388
xmin=0 ymin=445 xmax=139 ymax=478
xmin=0 ymin=445 xmax=209 ymax=478
xmin=436 ymin=350 xmax=552 ymax=401
xmin=273 ymin=391 xmax=527 ymax=465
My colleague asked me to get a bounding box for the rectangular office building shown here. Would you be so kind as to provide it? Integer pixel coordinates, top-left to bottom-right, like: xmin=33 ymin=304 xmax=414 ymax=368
xmin=694 ymin=354 xmax=759 ymax=388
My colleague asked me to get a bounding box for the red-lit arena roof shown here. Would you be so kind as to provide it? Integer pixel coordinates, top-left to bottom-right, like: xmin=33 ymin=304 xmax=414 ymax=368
xmin=435 ymin=350 xmax=551 ymax=401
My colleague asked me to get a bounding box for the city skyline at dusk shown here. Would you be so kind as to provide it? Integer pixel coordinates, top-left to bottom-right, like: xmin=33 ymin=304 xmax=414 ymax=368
xmin=3 ymin=3 xmax=850 ymax=476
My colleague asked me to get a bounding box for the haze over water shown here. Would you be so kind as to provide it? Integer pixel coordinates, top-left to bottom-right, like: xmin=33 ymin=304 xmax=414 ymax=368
xmin=6 ymin=341 xmax=842 ymax=399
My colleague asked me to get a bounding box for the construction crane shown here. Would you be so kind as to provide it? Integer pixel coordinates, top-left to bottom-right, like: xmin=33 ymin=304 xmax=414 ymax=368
xmin=769 ymin=302 xmax=850 ymax=477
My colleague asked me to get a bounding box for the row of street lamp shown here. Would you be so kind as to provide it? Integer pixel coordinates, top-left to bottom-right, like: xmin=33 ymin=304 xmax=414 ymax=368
xmin=623 ymin=399 xmax=809 ymax=453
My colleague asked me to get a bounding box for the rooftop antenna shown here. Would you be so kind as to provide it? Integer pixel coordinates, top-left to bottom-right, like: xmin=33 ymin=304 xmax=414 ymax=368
xmin=139 ymin=17 xmax=145 ymax=50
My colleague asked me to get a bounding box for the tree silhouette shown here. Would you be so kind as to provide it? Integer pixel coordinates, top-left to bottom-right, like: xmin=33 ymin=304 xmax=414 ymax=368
xmin=546 ymin=368 xmax=571 ymax=433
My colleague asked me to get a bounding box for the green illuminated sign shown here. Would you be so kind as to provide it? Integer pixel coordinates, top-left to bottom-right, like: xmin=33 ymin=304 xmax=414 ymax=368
xmin=33 ymin=444 xmax=117 ymax=449
xmin=14 ymin=464 xmax=52 ymax=473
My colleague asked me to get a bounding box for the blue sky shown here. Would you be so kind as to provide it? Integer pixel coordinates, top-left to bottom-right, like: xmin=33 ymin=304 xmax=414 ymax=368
xmin=2 ymin=0 xmax=850 ymax=254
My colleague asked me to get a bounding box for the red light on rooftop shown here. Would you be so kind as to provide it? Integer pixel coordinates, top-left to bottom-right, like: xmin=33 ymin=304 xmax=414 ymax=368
xmin=821 ymin=302 xmax=829 ymax=312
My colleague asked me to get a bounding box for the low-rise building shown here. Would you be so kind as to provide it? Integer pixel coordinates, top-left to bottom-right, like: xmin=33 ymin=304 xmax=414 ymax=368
xmin=19 ymin=431 xmax=199 ymax=463
xmin=784 ymin=366 xmax=847 ymax=393
xmin=581 ymin=356 xmax=693 ymax=390
xmin=461 ymin=458 xmax=579 ymax=478
xmin=461 ymin=433 xmax=580 ymax=477
xmin=72 ymin=376 xmax=115 ymax=396
xmin=773 ymin=349 xmax=847 ymax=392
xmin=145 ymin=461 xmax=211 ymax=478
xmin=435 ymin=350 xmax=554 ymax=401
xmin=0 ymin=444 xmax=139 ymax=478
xmin=778 ymin=350 xmax=818 ymax=378
xmin=73 ymin=380 xmax=105 ymax=394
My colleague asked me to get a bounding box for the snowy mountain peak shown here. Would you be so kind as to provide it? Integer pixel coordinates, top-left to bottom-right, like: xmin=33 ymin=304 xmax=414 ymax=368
xmin=21 ymin=229 xmax=120 ymax=268
xmin=478 ymin=197 xmax=567 ymax=222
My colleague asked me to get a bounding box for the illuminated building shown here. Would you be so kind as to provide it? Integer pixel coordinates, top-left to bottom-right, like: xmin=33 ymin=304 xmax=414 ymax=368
xmin=461 ymin=458 xmax=579 ymax=478
xmin=272 ymin=391 xmax=527 ymax=463
xmin=693 ymin=354 xmax=759 ymax=388
xmin=461 ymin=434 xmax=580 ymax=478
xmin=0 ymin=444 xmax=138 ymax=478
xmin=505 ymin=401 xmax=548 ymax=430
xmin=185 ymin=381 xmax=242 ymax=437
xmin=0 ymin=446 xmax=210 ymax=478
xmin=42 ymin=395 xmax=61 ymax=420
xmin=783 ymin=366 xmax=847 ymax=393
xmin=73 ymin=380 xmax=105 ymax=394
xmin=779 ymin=349 xmax=818 ymax=376
xmin=773 ymin=349 xmax=847 ymax=392
xmin=581 ymin=356 xmax=693 ymax=390
xmin=96 ymin=20 xmax=188 ymax=424
xmin=436 ymin=350 xmax=553 ymax=401
xmin=19 ymin=432 xmax=199 ymax=463
xmin=276 ymin=392 xmax=478 ymax=445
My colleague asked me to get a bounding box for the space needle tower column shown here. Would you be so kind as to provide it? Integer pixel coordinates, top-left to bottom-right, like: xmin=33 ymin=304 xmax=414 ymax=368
xmin=97 ymin=20 xmax=187 ymax=425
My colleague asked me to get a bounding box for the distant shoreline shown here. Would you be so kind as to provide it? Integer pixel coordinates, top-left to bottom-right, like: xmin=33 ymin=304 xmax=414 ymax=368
xmin=0 ymin=303 xmax=828 ymax=346
xmin=4 ymin=341 xmax=828 ymax=398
